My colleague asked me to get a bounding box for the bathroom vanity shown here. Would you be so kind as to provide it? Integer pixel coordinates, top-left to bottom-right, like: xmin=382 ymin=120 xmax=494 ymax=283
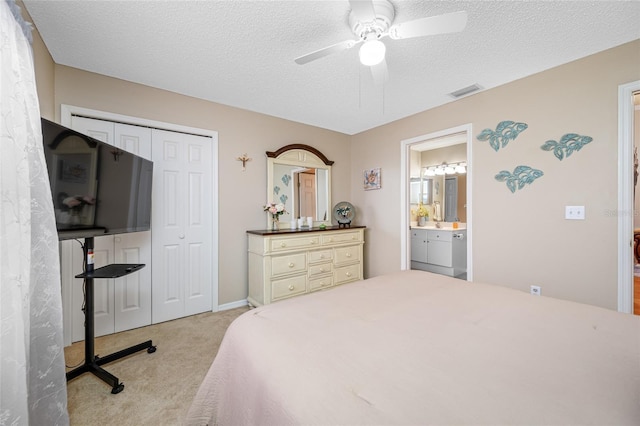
xmin=410 ymin=226 xmax=466 ymax=278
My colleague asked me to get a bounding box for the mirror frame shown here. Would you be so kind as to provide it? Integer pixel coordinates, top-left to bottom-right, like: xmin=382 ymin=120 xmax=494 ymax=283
xmin=266 ymin=144 xmax=333 ymax=229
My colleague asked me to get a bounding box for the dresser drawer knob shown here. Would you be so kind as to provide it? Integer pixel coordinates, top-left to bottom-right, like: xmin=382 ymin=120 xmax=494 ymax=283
xmin=288 ymin=262 xmax=294 ymax=268
xmin=288 ymin=285 xmax=295 ymax=291
xmin=321 ymin=282 xmax=329 ymax=287
xmin=328 ymin=238 xmax=333 ymax=242
xmin=320 ymin=254 xmax=325 ymax=259
xmin=310 ymin=240 xmax=316 ymax=244
xmin=280 ymin=242 xmax=286 ymax=247
xmin=346 ymin=253 xmax=352 ymax=258
xmin=351 ymin=235 xmax=356 ymax=240
xmin=346 ymin=272 xmax=352 ymax=277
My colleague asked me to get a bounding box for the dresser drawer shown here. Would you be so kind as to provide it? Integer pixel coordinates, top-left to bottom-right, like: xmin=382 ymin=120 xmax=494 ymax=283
xmin=427 ymin=230 xmax=453 ymax=242
xmin=272 ymin=275 xmax=307 ymax=301
xmin=321 ymin=231 xmax=362 ymax=245
xmin=270 ymin=235 xmax=320 ymax=252
xmin=308 ymin=249 xmax=332 ymax=263
xmin=308 ymin=262 xmax=332 ymax=277
xmin=334 ymin=264 xmax=361 ymax=285
xmin=271 ymin=253 xmax=307 ymax=277
xmin=309 ymin=275 xmax=333 ymax=292
xmin=334 ymin=245 xmax=361 ymax=266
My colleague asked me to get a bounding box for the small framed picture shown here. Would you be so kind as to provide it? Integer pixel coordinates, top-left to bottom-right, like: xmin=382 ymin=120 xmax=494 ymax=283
xmin=363 ymin=168 xmax=381 ymax=190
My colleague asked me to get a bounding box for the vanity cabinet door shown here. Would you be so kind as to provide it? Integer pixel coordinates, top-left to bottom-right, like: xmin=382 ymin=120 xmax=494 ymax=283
xmin=427 ymin=240 xmax=453 ymax=267
xmin=410 ymin=229 xmax=427 ymax=262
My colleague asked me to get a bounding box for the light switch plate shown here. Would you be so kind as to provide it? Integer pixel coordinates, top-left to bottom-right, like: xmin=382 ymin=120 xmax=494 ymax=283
xmin=565 ymin=205 xmax=585 ymax=220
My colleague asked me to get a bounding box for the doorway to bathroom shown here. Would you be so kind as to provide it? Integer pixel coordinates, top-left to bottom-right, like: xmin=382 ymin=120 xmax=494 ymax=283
xmin=400 ymin=124 xmax=473 ymax=280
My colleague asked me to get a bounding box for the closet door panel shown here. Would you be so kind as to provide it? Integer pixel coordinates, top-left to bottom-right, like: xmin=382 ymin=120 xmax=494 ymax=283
xmin=114 ymin=232 xmax=152 ymax=333
xmin=152 ymin=129 xmax=212 ymax=323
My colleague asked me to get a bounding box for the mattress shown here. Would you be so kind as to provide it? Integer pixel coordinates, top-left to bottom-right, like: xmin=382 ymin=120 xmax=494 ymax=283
xmin=186 ymin=270 xmax=640 ymax=425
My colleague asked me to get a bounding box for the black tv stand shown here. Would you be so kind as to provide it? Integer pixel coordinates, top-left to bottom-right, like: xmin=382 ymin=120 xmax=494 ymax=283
xmin=65 ymin=237 xmax=156 ymax=394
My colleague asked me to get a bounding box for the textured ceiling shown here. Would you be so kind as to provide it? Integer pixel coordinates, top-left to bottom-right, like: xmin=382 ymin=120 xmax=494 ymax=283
xmin=23 ymin=0 xmax=640 ymax=135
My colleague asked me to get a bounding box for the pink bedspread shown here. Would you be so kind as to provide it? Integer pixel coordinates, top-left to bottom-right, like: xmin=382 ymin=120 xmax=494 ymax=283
xmin=186 ymin=270 xmax=640 ymax=425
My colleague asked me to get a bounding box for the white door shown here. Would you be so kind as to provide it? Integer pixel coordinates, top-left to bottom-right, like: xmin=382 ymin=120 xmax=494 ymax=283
xmin=69 ymin=235 xmax=115 ymax=341
xmin=114 ymin=232 xmax=152 ymax=332
xmin=151 ymin=128 xmax=213 ymax=323
xmin=444 ymin=177 xmax=458 ymax=222
xmin=67 ymin=117 xmax=153 ymax=340
xmin=112 ymin=123 xmax=153 ymax=332
xmin=298 ymin=171 xmax=316 ymax=218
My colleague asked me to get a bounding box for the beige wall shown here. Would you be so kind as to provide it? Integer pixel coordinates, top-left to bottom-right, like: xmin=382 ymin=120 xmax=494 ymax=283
xmin=29 ymin=10 xmax=639 ymax=310
xmin=351 ymin=40 xmax=640 ymax=310
xmin=29 ymin=23 xmax=350 ymax=305
xmin=51 ymin=66 xmax=351 ymax=305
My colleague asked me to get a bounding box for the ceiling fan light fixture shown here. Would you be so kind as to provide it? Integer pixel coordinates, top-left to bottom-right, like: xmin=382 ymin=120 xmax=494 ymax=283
xmin=359 ymin=39 xmax=386 ymax=66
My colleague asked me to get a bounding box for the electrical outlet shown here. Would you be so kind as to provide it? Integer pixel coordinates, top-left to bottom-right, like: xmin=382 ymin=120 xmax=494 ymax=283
xmin=530 ymin=285 xmax=541 ymax=296
xmin=565 ymin=205 xmax=585 ymax=220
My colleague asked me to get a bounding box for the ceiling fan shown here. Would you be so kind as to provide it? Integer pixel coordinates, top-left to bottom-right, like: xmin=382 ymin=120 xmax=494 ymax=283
xmin=294 ymin=0 xmax=467 ymax=81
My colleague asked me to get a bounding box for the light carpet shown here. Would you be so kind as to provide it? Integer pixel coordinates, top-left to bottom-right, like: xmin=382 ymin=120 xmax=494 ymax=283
xmin=64 ymin=307 xmax=249 ymax=425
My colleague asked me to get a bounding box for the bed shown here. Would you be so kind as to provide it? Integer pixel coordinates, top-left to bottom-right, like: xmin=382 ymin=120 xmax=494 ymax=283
xmin=186 ymin=270 xmax=640 ymax=425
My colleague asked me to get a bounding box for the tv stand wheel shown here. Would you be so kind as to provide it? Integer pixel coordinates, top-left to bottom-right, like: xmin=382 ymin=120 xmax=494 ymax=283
xmin=111 ymin=383 xmax=124 ymax=394
xmin=147 ymin=346 xmax=157 ymax=354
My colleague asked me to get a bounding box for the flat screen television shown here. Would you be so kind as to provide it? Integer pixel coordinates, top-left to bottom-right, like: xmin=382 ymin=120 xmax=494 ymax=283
xmin=41 ymin=118 xmax=153 ymax=240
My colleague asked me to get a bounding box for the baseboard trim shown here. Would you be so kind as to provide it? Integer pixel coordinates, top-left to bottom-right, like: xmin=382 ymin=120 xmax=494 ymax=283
xmin=218 ymin=299 xmax=249 ymax=311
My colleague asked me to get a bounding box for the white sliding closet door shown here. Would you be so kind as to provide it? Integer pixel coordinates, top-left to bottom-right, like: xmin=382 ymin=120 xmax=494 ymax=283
xmin=151 ymin=128 xmax=213 ymax=323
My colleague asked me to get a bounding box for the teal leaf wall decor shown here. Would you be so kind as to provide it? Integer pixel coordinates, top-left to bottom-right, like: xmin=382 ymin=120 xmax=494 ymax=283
xmin=540 ymin=133 xmax=593 ymax=160
xmin=279 ymin=194 xmax=288 ymax=205
xmin=281 ymin=174 xmax=291 ymax=186
xmin=495 ymin=165 xmax=543 ymax=193
xmin=477 ymin=121 xmax=528 ymax=152
xmin=273 ymin=185 xmax=280 ymax=195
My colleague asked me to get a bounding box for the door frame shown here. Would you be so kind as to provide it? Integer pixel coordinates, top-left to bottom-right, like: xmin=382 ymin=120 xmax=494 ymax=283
xmin=618 ymin=80 xmax=639 ymax=313
xmin=60 ymin=104 xmax=219 ymax=321
xmin=400 ymin=123 xmax=473 ymax=280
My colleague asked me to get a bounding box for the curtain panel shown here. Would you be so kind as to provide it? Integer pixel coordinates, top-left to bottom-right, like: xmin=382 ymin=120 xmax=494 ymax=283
xmin=0 ymin=1 xmax=69 ymax=424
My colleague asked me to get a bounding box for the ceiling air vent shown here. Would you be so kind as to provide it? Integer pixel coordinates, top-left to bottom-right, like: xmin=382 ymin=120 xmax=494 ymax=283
xmin=449 ymin=84 xmax=482 ymax=99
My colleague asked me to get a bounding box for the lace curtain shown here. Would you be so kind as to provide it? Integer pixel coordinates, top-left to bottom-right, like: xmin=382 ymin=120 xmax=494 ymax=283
xmin=0 ymin=1 xmax=69 ymax=424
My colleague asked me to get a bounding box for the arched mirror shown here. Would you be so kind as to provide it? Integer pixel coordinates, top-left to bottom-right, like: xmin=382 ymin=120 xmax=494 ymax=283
xmin=266 ymin=144 xmax=333 ymax=229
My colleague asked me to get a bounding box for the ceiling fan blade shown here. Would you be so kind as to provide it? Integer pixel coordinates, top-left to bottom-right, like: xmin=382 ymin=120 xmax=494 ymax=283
xmin=294 ymin=39 xmax=359 ymax=65
xmin=369 ymin=59 xmax=389 ymax=86
xmin=349 ymin=0 xmax=377 ymax=23
xmin=388 ymin=11 xmax=468 ymax=40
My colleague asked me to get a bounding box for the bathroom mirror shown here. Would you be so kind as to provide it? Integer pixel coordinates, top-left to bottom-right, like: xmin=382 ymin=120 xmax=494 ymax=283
xmin=266 ymin=144 xmax=333 ymax=229
xmin=411 ymin=139 xmax=467 ymax=223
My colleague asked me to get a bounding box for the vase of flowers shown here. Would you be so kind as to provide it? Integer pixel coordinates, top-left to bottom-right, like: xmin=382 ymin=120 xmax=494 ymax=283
xmin=264 ymin=202 xmax=288 ymax=231
xmin=411 ymin=202 xmax=429 ymax=226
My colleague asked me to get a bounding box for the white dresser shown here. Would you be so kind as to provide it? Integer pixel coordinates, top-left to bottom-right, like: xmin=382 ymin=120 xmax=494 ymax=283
xmin=247 ymin=226 xmax=365 ymax=306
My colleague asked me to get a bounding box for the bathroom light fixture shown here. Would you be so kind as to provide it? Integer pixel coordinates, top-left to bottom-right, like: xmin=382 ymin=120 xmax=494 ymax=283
xmin=422 ymin=162 xmax=467 ymax=176
xmin=359 ymin=39 xmax=386 ymax=66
